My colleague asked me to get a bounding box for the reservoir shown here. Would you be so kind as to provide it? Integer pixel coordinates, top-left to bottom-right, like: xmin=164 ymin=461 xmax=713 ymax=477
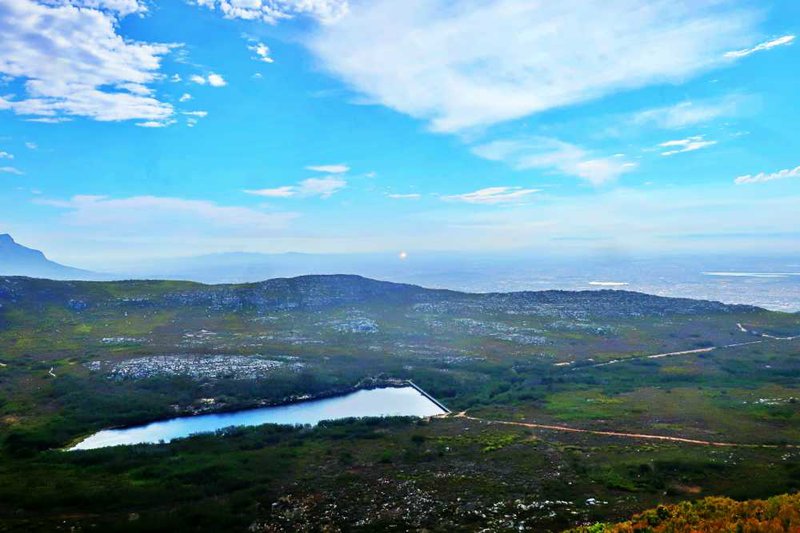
xmin=70 ymin=385 xmax=447 ymax=450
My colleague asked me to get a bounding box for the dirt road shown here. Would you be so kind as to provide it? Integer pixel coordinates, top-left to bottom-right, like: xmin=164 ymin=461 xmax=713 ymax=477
xmin=453 ymin=412 xmax=797 ymax=449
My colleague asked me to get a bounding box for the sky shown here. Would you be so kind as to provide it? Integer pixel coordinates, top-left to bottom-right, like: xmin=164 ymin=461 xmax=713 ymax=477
xmin=0 ymin=0 xmax=799 ymax=269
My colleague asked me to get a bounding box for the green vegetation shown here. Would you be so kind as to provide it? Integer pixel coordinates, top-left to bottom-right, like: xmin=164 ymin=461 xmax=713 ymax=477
xmin=0 ymin=275 xmax=798 ymax=530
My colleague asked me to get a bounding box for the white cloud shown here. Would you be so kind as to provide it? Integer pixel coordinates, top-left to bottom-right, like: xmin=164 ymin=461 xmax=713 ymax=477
xmin=659 ymin=135 xmax=717 ymax=156
xmin=244 ymin=176 xmax=347 ymax=199
xmin=307 ymin=0 xmax=758 ymax=132
xmin=41 ymin=0 xmax=147 ymax=16
xmin=0 ymin=0 xmax=174 ymax=123
xmin=25 ymin=142 xmax=37 ymax=150
xmin=724 ymin=35 xmax=795 ymax=59
xmin=183 ymin=110 xmax=208 ymax=117
xmin=0 ymin=151 xmax=13 ymax=159
xmin=136 ymin=119 xmax=176 ymax=128
xmin=193 ymin=0 xmax=349 ymax=24
xmin=631 ymin=95 xmax=743 ymax=129
xmin=443 ymin=186 xmax=539 ymax=205
xmin=473 ymin=137 xmax=636 ymax=186
xmin=25 ymin=117 xmax=72 ymax=123
xmin=296 ymin=176 xmax=346 ymax=198
xmin=179 ymin=93 xmax=193 ymax=102
xmin=190 ymin=73 xmax=227 ymax=87
xmin=244 ymin=186 xmax=297 ymax=198
xmin=734 ymin=165 xmax=800 ymax=185
xmin=249 ymin=42 xmax=274 ymax=63
xmin=0 ymin=166 xmax=24 ymax=175
xmin=387 ymin=193 xmax=421 ymax=200
xmin=207 ymin=73 xmax=227 ymax=87
xmin=306 ymin=164 xmax=349 ymax=173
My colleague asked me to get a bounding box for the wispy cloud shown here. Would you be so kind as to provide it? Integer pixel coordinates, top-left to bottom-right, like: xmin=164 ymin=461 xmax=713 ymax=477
xmin=724 ymin=35 xmax=795 ymax=59
xmin=735 ymin=165 xmax=800 ymax=185
xmin=473 ymin=137 xmax=636 ymax=186
xmin=659 ymin=135 xmax=717 ymax=156
xmin=137 ymin=119 xmax=176 ymax=128
xmin=248 ymin=42 xmax=274 ymax=63
xmin=298 ymin=176 xmax=347 ymax=197
xmin=410 ymin=184 xmax=800 ymax=254
xmin=179 ymin=93 xmax=193 ymax=102
xmin=25 ymin=117 xmax=73 ymax=124
xmin=307 ymin=0 xmax=758 ymax=132
xmin=244 ymin=176 xmax=347 ymax=199
xmin=57 ymin=0 xmax=147 ymax=17
xmin=387 ymin=193 xmax=421 ymax=200
xmin=0 ymin=151 xmax=13 ymax=159
xmin=0 ymin=166 xmax=23 ymax=175
xmin=176 ymin=110 xmax=207 ymax=128
xmin=37 ymin=194 xmax=298 ymax=238
xmin=443 ymin=186 xmax=539 ymax=205
xmin=306 ymin=164 xmax=349 ymax=174
xmin=193 ymin=0 xmax=349 ymax=24
xmin=245 ymin=186 xmax=296 ymax=198
xmin=0 ymin=0 xmax=174 ymax=123
xmin=631 ymin=95 xmax=743 ymax=129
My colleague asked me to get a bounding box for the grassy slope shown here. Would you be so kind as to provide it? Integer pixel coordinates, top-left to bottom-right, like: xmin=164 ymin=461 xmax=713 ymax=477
xmin=0 ymin=275 xmax=798 ymax=531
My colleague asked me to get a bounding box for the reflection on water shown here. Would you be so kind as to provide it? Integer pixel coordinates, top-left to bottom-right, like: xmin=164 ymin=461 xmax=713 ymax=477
xmin=70 ymin=386 xmax=446 ymax=450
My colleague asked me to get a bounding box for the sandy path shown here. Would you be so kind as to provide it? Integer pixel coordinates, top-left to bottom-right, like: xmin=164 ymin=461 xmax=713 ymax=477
xmin=562 ymin=322 xmax=800 ymax=370
xmin=453 ymin=412 xmax=796 ymax=448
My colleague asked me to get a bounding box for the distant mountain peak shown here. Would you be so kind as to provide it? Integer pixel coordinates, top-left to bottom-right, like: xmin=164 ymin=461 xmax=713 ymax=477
xmin=0 ymin=234 xmax=46 ymax=258
xmin=0 ymin=234 xmax=94 ymax=280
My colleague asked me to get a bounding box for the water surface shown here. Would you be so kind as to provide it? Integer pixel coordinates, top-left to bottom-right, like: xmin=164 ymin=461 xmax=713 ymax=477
xmin=71 ymin=386 xmax=446 ymax=450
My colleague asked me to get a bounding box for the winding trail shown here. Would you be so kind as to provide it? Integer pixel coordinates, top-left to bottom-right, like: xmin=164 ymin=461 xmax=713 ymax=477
xmin=452 ymin=412 xmax=797 ymax=449
xmin=520 ymin=323 xmax=800 ymax=446
xmin=737 ymin=323 xmax=800 ymax=341
xmin=563 ymin=322 xmax=798 ymax=370
xmin=578 ymin=340 xmax=765 ymax=369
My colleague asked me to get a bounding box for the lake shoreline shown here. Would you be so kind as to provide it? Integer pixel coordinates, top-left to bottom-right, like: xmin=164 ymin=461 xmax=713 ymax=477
xmin=66 ymin=378 xmax=442 ymax=450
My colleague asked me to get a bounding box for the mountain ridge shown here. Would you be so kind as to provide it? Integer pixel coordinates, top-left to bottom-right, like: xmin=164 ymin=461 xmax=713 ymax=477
xmin=0 ymin=272 xmax=765 ymax=317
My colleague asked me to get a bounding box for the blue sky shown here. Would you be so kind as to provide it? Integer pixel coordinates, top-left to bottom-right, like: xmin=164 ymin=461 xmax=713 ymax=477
xmin=0 ymin=0 xmax=798 ymax=269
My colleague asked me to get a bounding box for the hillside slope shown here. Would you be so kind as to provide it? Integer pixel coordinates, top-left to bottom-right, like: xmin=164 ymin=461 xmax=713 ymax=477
xmin=0 ymin=275 xmax=798 ymax=531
